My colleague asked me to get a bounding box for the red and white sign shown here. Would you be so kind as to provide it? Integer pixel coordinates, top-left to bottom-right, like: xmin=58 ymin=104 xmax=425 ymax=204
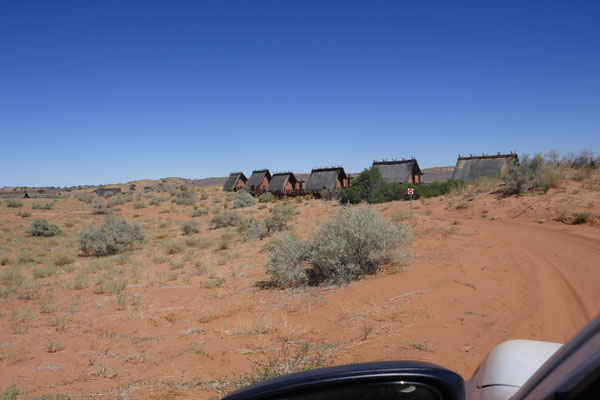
xmin=408 ymin=188 xmax=414 ymax=195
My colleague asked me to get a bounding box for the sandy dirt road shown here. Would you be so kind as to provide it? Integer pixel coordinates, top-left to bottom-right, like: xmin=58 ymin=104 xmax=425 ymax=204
xmin=462 ymin=219 xmax=599 ymax=342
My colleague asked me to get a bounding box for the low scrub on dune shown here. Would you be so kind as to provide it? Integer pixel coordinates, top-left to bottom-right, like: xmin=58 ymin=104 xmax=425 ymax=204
xmin=5 ymin=199 xmax=24 ymax=208
xmin=265 ymin=207 xmax=411 ymax=288
xmin=233 ymin=191 xmax=257 ymax=208
xmin=504 ymin=154 xmax=565 ymax=195
xmin=79 ymin=217 xmax=145 ymax=256
xmin=27 ymin=219 xmax=62 ymax=237
xmin=211 ymin=210 xmax=243 ymax=228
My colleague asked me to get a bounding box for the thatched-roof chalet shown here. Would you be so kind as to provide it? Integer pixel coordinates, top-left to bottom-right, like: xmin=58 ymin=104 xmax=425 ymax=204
xmin=247 ymin=169 xmax=271 ymax=194
xmin=267 ymin=172 xmax=302 ymax=195
xmin=222 ymin=172 xmax=247 ymax=191
xmin=452 ymin=153 xmax=518 ymax=181
xmin=305 ymin=167 xmax=349 ymax=195
xmin=372 ymin=159 xmax=422 ymax=184
xmin=420 ymin=167 xmax=455 ymax=184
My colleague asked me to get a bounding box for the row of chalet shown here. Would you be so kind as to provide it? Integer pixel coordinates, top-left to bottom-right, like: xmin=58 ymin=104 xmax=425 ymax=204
xmin=224 ymin=158 xmax=423 ymax=196
xmin=224 ymin=153 xmax=518 ymax=195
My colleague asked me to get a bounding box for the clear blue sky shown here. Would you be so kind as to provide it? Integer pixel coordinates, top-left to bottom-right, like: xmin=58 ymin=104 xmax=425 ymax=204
xmin=1 ymin=1 xmax=599 ymax=187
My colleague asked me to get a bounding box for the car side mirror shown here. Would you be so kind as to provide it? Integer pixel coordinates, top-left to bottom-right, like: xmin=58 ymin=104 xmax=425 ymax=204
xmin=222 ymin=361 xmax=465 ymax=400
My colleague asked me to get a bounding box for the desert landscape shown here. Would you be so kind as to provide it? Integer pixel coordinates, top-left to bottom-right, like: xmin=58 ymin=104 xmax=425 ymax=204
xmin=0 ymin=166 xmax=599 ymax=399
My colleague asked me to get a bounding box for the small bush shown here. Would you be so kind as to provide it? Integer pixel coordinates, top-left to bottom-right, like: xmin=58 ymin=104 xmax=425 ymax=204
xmin=27 ymin=219 xmax=62 ymax=237
xmin=164 ymin=241 xmax=184 ymax=255
xmin=19 ymin=211 xmax=31 ymax=218
xmin=77 ymin=194 xmax=94 ymax=204
xmin=574 ymin=212 xmax=591 ymax=224
xmin=265 ymin=234 xmax=308 ymax=288
xmin=132 ymin=201 xmax=147 ymax=209
xmin=54 ymin=254 xmax=74 ymax=266
xmin=192 ymin=208 xmax=208 ymax=217
xmin=33 ymin=265 xmax=58 ymax=279
xmin=182 ymin=220 xmax=201 ymax=235
xmin=107 ymin=197 xmax=127 ymax=207
xmin=211 ymin=210 xmax=243 ymax=228
xmin=265 ymin=204 xmax=298 ymax=234
xmin=238 ymin=218 xmax=268 ymax=242
xmin=92 ymin=197 xmax=112 ymax=214
xmin=259 ymin=192 xmax=275 ymax=203
xmin=79 ymin=217 xmax=145 ymax=256
xmin=0 ymin=268 xmax=26 ymax=298
xmin=31 ymin=201 xmax=55 ymax=210
xmin=265 ymin=207 xmax=412 ymax=288
xmin=504 ymin=154 xmax=564 ymax=195
xmin=233 ymin=191 xmax=256 ymax=209
xmin=5 ymin=199 xmax=24 ymax=208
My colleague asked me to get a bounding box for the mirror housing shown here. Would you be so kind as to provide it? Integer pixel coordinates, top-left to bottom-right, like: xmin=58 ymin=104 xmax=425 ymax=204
xmin=222 ymin=361 xmax=465 ymax=400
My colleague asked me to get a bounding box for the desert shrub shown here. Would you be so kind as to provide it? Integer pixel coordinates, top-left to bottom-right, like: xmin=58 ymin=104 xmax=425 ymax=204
xmin=200 ymin=191 xmax=209 ymax=200
xmin=306 ymin=207 xmax=411 ymax=285
xmin=76 ymin=194 xmax=94 ymax=204
xmin=265 ymin=234 xmax=308 ymax=288
xmin=107 ymin=197 xmax=127 ymax=207
xmin=265 ymin=207 xmax=411 ymax=288
xmin=54 ymin=254 xmax=74 ymax=266
xmin=19 ymin=211 xmax=31 ymax=218
xmin=211 ymin=210 xmax=242 ymax=228
xmin=233 ymin=191 xmax=256 ymax=209
xmin=504 ymin=154 xmax=564 ymax=195
xmin=27 ymin=219 xmax=62 ymax=237
xmin=132 ymin=201 xmax=147 ymax=209
xmin=79 ymin=217 xmax=145 ymax=256
xmin=216 ymin=233 xmax=234 ymax=250
xmin=259 ymin=192 xmax=275 ymax=203
xmin=0 ymin=268 xmax=26 ymax=298
xmin=574 ymin=212 xmax=591 ymax=224
xmin=92 ymin=197 xmax=112 ymax=214
xmin=265 ymin=203 xmax=298 ymax=233
xmin=172 ymin=185 xmax=196 ymax=205
xmin=5 ymin=199 xmax=23 ymax=208
xmin=238 ymin=218 xmax=268 ymax=242
xmin=192 ymin=208 xmax=208 ymax=217
xmin=33 ymin=265 xmax=58 ymax=279
xmin=0 ymin=381 xmax=20 ymax=400
xmin=164 ymin=241 xmax=184 ymax=255
xmin=31 ymin=201 xmax=55 ymax=210
xmin=182 ymin=220 xmax=201 ymax=235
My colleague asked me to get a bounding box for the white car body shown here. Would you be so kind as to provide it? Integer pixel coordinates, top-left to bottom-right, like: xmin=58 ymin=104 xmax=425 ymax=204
xmin=466 ymin=340 xmax=563 ymax=400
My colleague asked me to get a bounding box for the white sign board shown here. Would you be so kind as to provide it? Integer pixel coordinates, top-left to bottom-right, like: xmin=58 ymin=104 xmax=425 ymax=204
xmin=408 ymin=188 xmax=414 ymax=195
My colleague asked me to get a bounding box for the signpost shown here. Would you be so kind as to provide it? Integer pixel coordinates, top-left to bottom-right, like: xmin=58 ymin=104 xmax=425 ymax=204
xmin=408 ymin=188 xmax=414 ymax=215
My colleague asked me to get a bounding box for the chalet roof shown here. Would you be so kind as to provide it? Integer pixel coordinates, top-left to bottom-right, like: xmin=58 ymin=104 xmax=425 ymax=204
xmin=421 ymin=167 xmax=455 ymax=184
xmin=452 ymin=153 xmax=518 ymax=181
xmin=372 ymin=159 xmax=422 ymax=184
xmin=267 ymin=172 xmax=297 ymax=192
xmin=247 ymin=169 xmax=271 ymax=188
xmin=223 ymin=172 xmax=247 ymax=191
xmin=305 ymin=167 xmax=347 ymax=191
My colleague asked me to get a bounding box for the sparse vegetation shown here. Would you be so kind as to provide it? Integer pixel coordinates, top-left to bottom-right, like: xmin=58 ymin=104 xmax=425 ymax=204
xmin=79 ymin=217 xmax=145 ymax=256
xmin=266 ymin=207 xmax=411 ymax=287
xmin=0 ymin=268 xmax=26 ymax=298
xmin=233 ymin=191 xmax=256 ymax=208
xmin=182 ymin=220 xmax=200 ymax=235
xmin=92 ymin=197 xmax=112 ymax=214
xmin=5 ymin=199 xmax=24 ymax=208
xmin=211 ymin=210 xmax=243 ymax=228
xmin=27 ymin=219 xmax=62 ymax=237
xmin=574 ymin=212 xmax=592 ymax=225
xmin=259 ymin=192 xmax=275 ymax=203
xmin=32 ymin=201 xmax=55 ymax=210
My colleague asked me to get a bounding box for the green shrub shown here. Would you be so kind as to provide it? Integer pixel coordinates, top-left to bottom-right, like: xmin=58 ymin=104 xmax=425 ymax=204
xmin=265 ymin=203 xmax=298 ymax=234
xmin=259 ymin=192 xmax=275 ymax=203
xmin=265 ymin=234 xmax=308 ymax=288
xmin=265 ymin=207 xmax=411 ymax=288
xmin=211 ymin=210 xmax=242 ymax=228
xmin=19 ymin=211 xmax=31 ymax=218
xmin=27 ymin=219 xmax=62 ymax=237
xmin=54 ymin=254 xmax=74 ymax=266
xmin=79 ymin=217 xmax=145 ymax=256
xmin=173 ymin=196 xmax=196 ymax=205
xmin=31 ymin=201 xmax=55 ymax=210
xmin=172 ymin=185 xmax=196 ymax=205
xmin=107 ymin=197 xmax=127 ymax=207
xmin=5 ymin=199 xmax=24 ymax=208
xmin=233 ymin=191 xmax=257 ymax=208
xmin=33 ymin=265 xmax=58 ymax=279
xmin=149 ymin=197 xmax=163 ymax=206
xmin=182 ymin=220 xmax=201 ymax=235
xmin=0 ymin=381 xmax=20 ymax=400
xmin=200 ymin=191 xmax=209 ymax=200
